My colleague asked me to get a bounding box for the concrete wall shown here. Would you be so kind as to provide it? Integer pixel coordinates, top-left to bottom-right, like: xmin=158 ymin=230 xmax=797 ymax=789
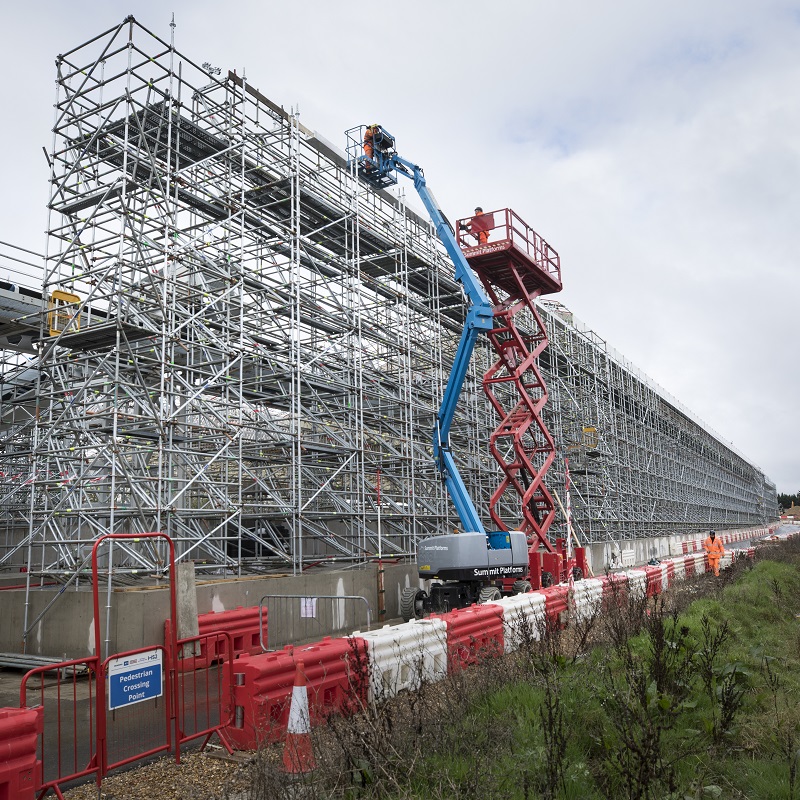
xmin=0 ymin=524 xmax=769 ymax=658
xmin=585 ymin=535 xmax=680 ymax=574
xmin=0 ymin=563 xmax=417 ymax=658
xmin=1 ymin=586 xmax=100 ymax=659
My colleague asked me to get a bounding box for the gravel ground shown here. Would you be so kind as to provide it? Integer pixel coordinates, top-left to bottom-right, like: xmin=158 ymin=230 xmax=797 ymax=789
xmin=62 ymin=749 xmax=253 ymax=800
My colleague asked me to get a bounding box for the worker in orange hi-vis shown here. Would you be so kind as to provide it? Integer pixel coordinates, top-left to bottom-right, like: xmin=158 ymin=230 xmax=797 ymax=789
xmin=703 ymin=530 xmax=725 ymax=576
xmin=363 ymin=124 xmax=379 ymax=163
xmin=471 ymin=207 xmax=490 ymax=244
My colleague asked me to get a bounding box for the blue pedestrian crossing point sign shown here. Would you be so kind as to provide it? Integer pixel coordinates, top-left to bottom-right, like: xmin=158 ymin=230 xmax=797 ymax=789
xmin=108 ymin=648 xmax=163 ymax=710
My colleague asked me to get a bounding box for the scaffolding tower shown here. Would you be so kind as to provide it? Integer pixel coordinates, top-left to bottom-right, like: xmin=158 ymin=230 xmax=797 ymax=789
xmin=0 ymin=17 xmax=776 ymax=585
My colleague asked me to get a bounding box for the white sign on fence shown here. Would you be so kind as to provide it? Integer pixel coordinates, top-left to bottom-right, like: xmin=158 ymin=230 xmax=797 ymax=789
xmin=108 ymin=648 xmax=163 ymax=710
xmin=300 ymin=597 xmax=317 ymax=618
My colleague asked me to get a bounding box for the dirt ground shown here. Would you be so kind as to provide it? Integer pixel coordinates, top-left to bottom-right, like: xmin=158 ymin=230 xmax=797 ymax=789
xmin=60 ymin=748 xmax=251 ymax=800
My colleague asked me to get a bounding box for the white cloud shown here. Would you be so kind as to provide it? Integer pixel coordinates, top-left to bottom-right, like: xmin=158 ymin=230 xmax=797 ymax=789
xmin=2 ymin=0 xmax=798 ymax=490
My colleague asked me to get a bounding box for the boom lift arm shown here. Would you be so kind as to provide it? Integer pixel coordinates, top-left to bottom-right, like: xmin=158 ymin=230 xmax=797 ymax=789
xmin=351 ymin=127 xmax=494 ymax=534
xmin=347 ymin=126 xmax=572 ymax=621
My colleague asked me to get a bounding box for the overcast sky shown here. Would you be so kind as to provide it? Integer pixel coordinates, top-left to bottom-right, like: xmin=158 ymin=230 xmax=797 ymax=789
xmin=2 ymin=1 xmax=798 ymax=494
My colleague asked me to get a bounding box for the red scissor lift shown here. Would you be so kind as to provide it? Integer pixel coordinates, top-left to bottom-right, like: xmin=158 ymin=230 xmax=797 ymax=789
xmin=456 ymin=208 xmax=587 ymax=588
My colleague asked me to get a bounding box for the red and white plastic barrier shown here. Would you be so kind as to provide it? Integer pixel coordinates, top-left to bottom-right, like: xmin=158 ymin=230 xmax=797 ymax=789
xmin=569 ymin=578 xmax=604 ymax=623
xmin=354 ymin=617 xmax=448 ymax=701
xmin=219 ymin=528 xmax=796 ymax=751
xmin=485 ymin=591 xmax=547 ymax=651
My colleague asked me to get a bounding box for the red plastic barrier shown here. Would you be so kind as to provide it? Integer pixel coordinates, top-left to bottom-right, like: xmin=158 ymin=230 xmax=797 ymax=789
xmin=681 ymin=541 xmax=688 ymax=554
xmin=224 ymin=650 xmax=293 ymax=748
xmin=166 ymin=605 xmax=264 ymax=669
xmin=664 ymin=561 xmax=676 ymax=587
xmin=0 ymin=706 xmax=42 ymax=800
xmin=644 ymin=566 xmax=662 ymax=597
xmin=199 ymin=606 xmax=264 ymax=659
xmin=540 ymin=585 xmax=569 ymax=629
xmin=600 ymin=573 xmax=629 ymax=609
xmin=224 ymin=636 xmax=368 ymax=749
xmin=442 ymin=604 xmax=503 ymax=670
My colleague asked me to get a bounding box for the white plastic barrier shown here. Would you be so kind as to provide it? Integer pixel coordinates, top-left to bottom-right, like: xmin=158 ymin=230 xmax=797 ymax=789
xmin=351 ymin=617 xmax=448 ymax=701
xmin=669 ymin=557 xmax=686 ymax=582
xmin=485 ymin=592 xmax=547 ymax=652
xmin=623 ymin=569 xmax=648 ymax=601
xmin=570 ymin=578 xmax=604 ymax=623
xmin=657 ymin=563 xmax=669 ymax=593
xmin=692 ymin=553 xmax=707 ymax=575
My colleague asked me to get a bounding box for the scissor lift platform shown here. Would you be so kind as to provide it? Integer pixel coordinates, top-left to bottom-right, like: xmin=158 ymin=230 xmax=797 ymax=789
xmin=457 ymin=208 xmax=562 ymax=300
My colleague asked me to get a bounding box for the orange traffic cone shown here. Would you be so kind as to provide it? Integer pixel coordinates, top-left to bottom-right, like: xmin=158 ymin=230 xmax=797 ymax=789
xmin=282 ymin=660 xmax=316 ymax=774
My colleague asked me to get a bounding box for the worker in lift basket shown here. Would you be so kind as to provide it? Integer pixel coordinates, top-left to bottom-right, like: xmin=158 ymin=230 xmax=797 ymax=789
xmin=703 ymin=530 xmax=725 ymax=577
xmin=460 ymin=207 xmax=490 ymax=245
xmin=363 ymin=124 xmax=379 ymax=166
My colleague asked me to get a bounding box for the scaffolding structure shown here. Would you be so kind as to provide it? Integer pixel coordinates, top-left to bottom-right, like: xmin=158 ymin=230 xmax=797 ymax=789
xmin=0 ymin=17 xmax=776 ymax=585
xmin=538 ymin=299 xmax=776 ymax=541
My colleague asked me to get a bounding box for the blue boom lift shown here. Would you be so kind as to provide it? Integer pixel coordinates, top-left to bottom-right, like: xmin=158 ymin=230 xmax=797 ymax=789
xmin=346 ymin=125 xmax=533 ymax=621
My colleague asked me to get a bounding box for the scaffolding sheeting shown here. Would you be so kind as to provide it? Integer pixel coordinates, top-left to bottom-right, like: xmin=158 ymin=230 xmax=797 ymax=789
xmin=0 ymin=17 xmax=776 ymax=580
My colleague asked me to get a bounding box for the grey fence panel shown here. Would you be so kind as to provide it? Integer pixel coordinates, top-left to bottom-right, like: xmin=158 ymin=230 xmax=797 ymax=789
xmin=259 ymin=594 xmax=373 ymax=651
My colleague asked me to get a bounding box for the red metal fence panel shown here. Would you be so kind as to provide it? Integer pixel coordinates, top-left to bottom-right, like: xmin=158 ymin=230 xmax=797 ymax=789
xmin=102 ymin=646 xmax=171 ymax=774
xmin=15 ymin=535 xmax=235 ymax=796
xmin=19 ymin=658 xmax=99 ymax=798
xmin=18 ymin=634 xmax=235 ymax=796
xmin=176 ymin=631 xmax=235 ymax=753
